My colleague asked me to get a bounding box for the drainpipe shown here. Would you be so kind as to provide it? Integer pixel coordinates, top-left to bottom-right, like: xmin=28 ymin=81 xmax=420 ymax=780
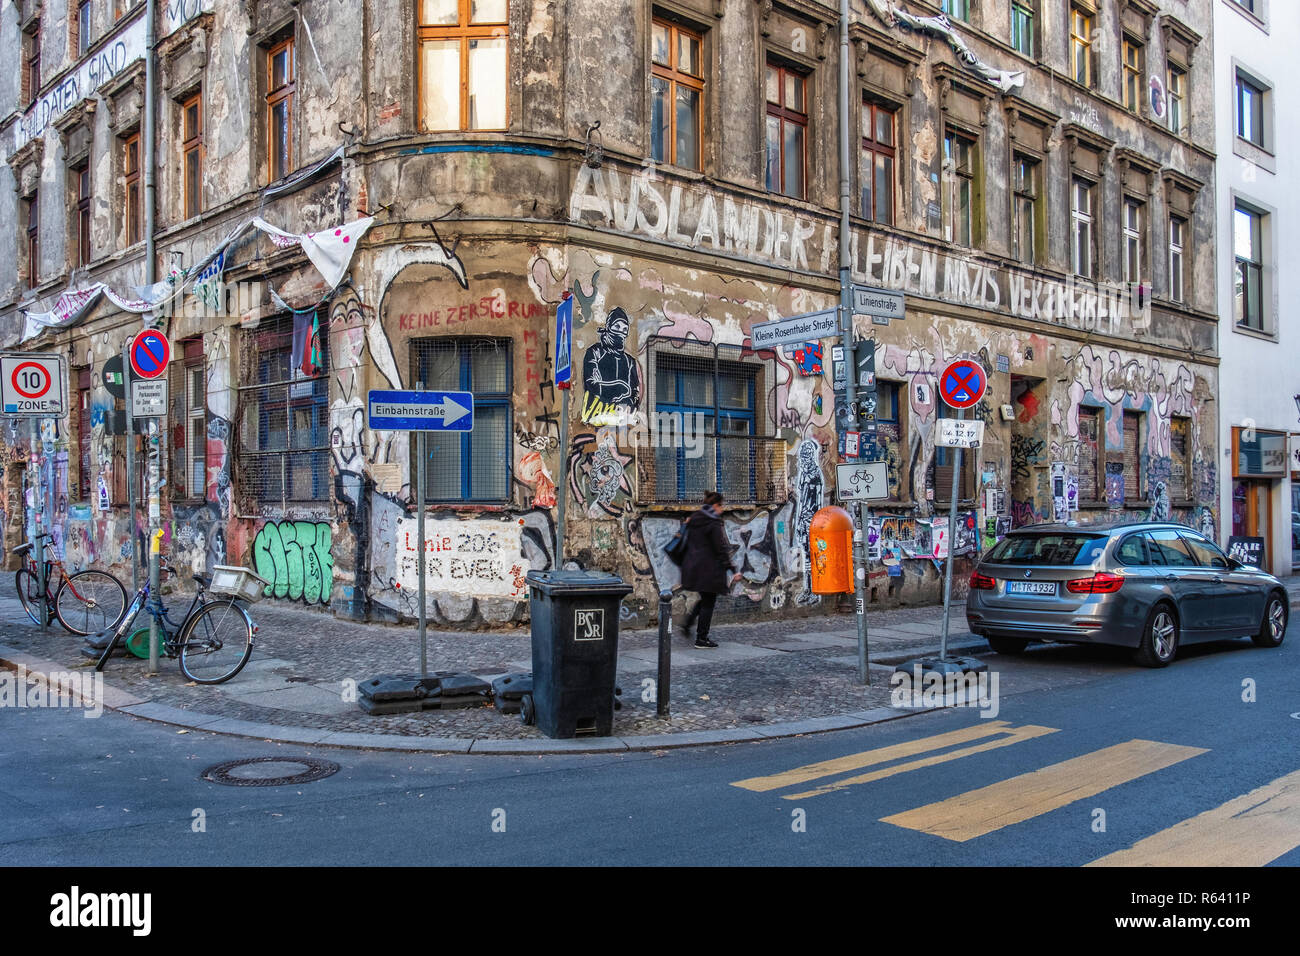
xmin=144 ymin=0 xmax=157 ymax=288
xmin=837 ymin=0 xmax=870 ymax=684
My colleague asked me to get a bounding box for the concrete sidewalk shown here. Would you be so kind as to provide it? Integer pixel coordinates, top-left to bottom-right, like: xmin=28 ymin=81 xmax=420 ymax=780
xmin=3 ymin=576 xmax=1296 ymax=754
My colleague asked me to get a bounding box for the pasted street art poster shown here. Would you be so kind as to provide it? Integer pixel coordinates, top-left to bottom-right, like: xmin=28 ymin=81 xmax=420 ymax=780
xmin=395 ymin=518 xmax=527 ymax=601
xmin=582 ymin=307 xmax=641 ymax=426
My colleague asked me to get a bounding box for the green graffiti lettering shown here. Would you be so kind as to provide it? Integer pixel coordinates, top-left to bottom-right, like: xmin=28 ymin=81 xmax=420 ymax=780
xmin=252 ymin=521 xmax=333 ymax=605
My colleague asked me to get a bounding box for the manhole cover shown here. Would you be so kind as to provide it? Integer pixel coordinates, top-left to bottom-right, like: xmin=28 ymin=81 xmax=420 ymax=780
xmin=201 ymin=756 xmax=340 ymax=787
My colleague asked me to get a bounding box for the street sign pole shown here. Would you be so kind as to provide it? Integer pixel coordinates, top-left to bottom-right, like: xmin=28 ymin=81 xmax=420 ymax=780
xmin=555 ymin=293 xmax=573 ymax=566
xmin=939 ymin=407 xmax=964 ymax=662
xmin=836 ymin=5 xmax=869 ymax=685
xmin=122 ymin=342 xmax=138 ymax=593
xmin=416 ymin=381 xmax=427 ymax=681
xmin=31 ymin=419 xmax=46 ymax=631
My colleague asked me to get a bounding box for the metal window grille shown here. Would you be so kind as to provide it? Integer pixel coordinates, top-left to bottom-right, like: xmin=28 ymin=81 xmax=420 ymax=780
xmin=641 ymin=336 xmax=786 ymax=506
xmin=409 ymin=337 xmax=511 ymax=503
xmin=238 ymin=312 xmax=330 ymax=509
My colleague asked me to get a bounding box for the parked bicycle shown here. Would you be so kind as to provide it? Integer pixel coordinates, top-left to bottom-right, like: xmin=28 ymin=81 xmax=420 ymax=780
xmin=12 ymin=533 xmax=128 ymax=636
xmin=92 ymin=560 xmax=267 ymax=684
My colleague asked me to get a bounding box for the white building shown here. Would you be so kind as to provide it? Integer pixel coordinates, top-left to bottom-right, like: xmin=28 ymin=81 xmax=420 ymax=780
xmin=1214 ymin=0 xmax=1300 ymax=575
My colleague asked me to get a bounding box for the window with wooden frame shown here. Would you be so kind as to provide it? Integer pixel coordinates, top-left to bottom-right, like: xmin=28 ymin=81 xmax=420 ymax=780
xmin=124 ymin=133 xmax=142 ymax=246
xmin=765 ymin=59 xmax=807 ymax=200
xmin=74 ymin=165 xmax=92 ymax=267
xmin=1070 ymin=7 xmax=1093 ymax=88
xmin=1169 ymin=415 xmax=1191 ymax=502
xmin=650 ymin=18 xmax=703 ymax=171
xmin=1071 ymin=177 xmax=1095 ymax=277
xmin=1166 ymin=62 xmax=1186 ymax=135
xmin=182 ymin=92 xmax=203 ymax=218
xmin=418 ymin=0 xmax=509 ymax=132
xmin=1122 ymin=38 xmax=1143 ymax=113
xmin=942 ymin=0 xmax=970 ymax=21
xmin=943 ymin=129 xmax=975 ymax=247
xmin=1012 ymin=153 xmax=1039 ymax=265
xmin=22 ymin=23 xmax=40 ymax=106
xmin=171 ymin=338 xmax=208 ymax=502
xmin=1077 ymin=406 xmax=1102 ymax=503
xmin=860 ymin=100 xmax=896 ymax=225
xmin=75 ymin=2 xmax=92 ymax=58
xmin=1234 ymin=203 xmax=1265 ymax=330
xmin=1122 ymin=197 xmax=1144 ymax=285
xmin=1011 ymin=2 xmax=1035 ymax=57
xmin=1122 ymin=410 xmax=1143 ymax=502
xmin=267 ymin=38 xmax=295 ymax=182
xmin=1168 ymin=214 xmax=1185 ymax=302
xmin=25 ymin=191 xmax=39 ymax=287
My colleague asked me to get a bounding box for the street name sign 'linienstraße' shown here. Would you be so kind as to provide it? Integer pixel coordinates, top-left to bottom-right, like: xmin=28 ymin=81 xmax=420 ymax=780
xmin=368 ymin=390 xmax=474 ymax=432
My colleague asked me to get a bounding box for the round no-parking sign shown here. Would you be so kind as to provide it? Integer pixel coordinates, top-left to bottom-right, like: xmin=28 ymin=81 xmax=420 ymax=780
xmin=130 ymin=330 xmax=171 ymax=380
xmin=938 ymin=359 xmax=987 ymax=409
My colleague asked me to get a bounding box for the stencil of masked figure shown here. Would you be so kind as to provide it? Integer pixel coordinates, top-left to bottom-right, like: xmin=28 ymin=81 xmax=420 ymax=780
xmin=582 ymin=308 xmax=641 ymax=415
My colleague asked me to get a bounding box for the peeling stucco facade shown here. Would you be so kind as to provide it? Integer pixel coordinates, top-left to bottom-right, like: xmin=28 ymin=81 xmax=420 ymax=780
xmin=0 ymin=0 xmax=1221 ymax=630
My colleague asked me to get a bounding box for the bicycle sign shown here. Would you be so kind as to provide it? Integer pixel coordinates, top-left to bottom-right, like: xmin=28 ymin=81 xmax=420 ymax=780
xmin=836 ymin=461 xmax=889 ymax=502
xmin=0 ymin=352 xmax=67 ymax=418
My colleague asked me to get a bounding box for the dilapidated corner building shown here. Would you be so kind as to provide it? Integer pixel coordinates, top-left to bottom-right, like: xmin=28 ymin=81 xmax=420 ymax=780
xmin=0 ymin=0 xmax=1219 ymax=630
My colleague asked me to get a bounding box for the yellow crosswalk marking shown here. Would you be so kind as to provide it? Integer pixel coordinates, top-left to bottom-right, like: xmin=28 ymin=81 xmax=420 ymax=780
xmin=1087 ymin=767 xmax=1300 ymax=867
xmin=731 ymin=721 xmax=1057 ymax=795
xmin=881 ymin=739 xmax=1208 ymax=843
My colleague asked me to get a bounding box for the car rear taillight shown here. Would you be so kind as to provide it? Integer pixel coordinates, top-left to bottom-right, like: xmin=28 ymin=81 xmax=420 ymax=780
xmin=969 ymin=571 xmax=996 ymax=590
xmin=1065 ymin=572 xmax=1125 ymax=594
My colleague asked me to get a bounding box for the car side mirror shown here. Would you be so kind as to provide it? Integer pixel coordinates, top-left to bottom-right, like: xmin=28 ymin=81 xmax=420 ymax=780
xmin=1226 ymin=558 xmax=1243 ymax=571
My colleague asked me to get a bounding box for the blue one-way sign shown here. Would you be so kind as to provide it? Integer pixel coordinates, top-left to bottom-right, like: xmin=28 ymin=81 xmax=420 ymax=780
xmin=368 ymin=390 xmax=474 ymax=432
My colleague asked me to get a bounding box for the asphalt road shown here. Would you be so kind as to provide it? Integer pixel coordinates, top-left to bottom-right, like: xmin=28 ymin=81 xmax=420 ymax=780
xmin=2 ymin=623 xmax=1298 ymax=868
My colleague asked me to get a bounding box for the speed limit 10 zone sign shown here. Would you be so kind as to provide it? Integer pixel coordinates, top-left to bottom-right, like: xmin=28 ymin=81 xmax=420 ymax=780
xmin=1 ymin=352 xmax=67 ymax=418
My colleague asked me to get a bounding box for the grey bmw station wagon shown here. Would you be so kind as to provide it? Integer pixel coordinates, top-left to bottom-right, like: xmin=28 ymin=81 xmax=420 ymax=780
xmin=965 ymin=523 xmax=1289 ymax=667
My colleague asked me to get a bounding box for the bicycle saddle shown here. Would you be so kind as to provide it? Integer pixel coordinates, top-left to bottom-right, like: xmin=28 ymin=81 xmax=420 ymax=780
xmin=193 ymin=573 xmax=212 ymax=588
xmin=12 ymin=543 xmax=32 ymax=556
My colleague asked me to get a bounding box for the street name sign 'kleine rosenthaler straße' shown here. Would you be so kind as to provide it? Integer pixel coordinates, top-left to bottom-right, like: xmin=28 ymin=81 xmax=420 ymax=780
xmin=749 ymin=307 xmax=840 ymax=349
xmin=367 ymin=390 xmax=475 ymax=432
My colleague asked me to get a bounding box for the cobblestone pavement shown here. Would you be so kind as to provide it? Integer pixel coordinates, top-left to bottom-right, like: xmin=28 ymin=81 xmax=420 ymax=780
xmin=0 ymin=589 xmax=982 ymax=738
xmin=3 ymin=575 xmax=1296 ymax=741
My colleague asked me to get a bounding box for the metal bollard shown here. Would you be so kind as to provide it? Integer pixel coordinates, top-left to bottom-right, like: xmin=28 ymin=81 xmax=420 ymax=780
xmin=657 ymin=589 xmax=672 ymax=717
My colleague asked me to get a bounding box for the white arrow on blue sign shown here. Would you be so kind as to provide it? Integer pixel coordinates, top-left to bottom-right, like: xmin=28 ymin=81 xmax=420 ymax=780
xmin=368 ymin=390 xmax=474 ymax=432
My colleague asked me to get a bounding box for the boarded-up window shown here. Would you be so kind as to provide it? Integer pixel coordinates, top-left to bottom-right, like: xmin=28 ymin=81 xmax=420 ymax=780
xmin=1123 ymin=411 xmax=1142 ymax=501
xmin=1170 ymin=416 xmax=1190 ymax=501
xmin=1078 ymin=407 xmax=1101 ymax=501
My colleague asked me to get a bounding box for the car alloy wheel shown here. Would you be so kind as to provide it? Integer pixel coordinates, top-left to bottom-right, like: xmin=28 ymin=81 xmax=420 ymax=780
xmin=1135 ymin=604 xmax=1179 ymax=668
xmin=1151 ymin=611 xmax=1176 ymax=660
xmin=1252 ymin=595 xmax=1287 ymax=648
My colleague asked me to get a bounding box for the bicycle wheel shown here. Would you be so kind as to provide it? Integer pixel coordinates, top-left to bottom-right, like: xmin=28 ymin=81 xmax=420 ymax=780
xmin=15 ymin=569 xmax=51 ymax=626
xmin=179 ymin=599 xmax=254 ymax=684
xmin=55 ymin=570 xmax=128 ymax=636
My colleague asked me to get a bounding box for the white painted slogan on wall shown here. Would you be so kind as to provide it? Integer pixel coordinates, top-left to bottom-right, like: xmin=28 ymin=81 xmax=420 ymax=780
xmin=8 ymin=2 xmax=212 ymax=160
xmin=396 ymin=519 xmax=527 ymax=601
xmin=568 ymin=164 xmax=1150 ymax=335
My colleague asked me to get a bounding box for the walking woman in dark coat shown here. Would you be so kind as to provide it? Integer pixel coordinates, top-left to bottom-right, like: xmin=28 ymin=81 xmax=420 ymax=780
xmin=679 ymin=491 xmax=741 ymax=648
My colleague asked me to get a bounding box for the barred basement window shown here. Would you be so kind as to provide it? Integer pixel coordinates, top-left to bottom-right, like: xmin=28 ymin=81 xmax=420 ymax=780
xmin=410 ymin=337 xmax=511 ymax=503
xmin=238 ymin=312 xmax=330 ymax=508
xmin=643 ymin=337 xmax=785 ymax=506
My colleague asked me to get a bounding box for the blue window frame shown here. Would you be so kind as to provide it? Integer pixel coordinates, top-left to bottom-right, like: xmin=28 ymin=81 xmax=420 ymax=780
xmin=240 ymin=311 xmax=330 ymax=506
xmin=654 ymin=354 xmax=757 ymax=502
xmin=411 ymin=337 xmax=511 ymax=502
